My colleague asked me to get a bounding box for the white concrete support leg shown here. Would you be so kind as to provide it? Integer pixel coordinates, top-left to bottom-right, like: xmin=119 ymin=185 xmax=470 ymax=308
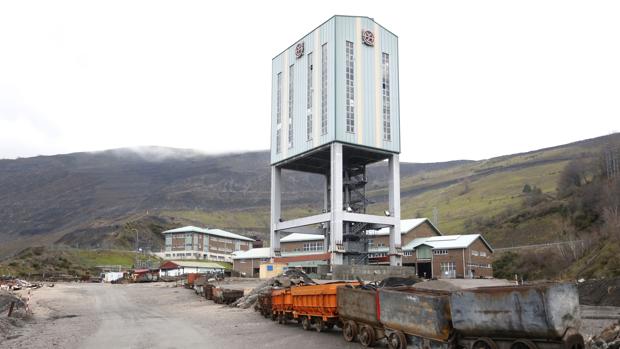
xmin=270 ymin=166 xmax=282 ymax=258
xmin=324 ymin=174 xmax=330 ymax=212
xmin=323 ymin=174 xmax=330 ymax=253
xmin=389 ymin=154 xmax=402 ymax=266
xmin=330 ymin=143 xmax=344 ymax=266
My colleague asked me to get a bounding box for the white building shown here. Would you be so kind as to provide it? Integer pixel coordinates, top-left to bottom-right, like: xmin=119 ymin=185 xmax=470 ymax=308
xmin=156 ymin=226 xmax=254 ymax=262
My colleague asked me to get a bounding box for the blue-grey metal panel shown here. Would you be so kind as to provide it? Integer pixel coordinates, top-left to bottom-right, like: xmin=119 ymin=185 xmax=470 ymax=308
xmin=450 ymin=283 xmax=582 ymax=339
xmin=270 ymin=16 xmax=399 ymax=165
xmin=378 ymin=288 xmax=452 ymax=341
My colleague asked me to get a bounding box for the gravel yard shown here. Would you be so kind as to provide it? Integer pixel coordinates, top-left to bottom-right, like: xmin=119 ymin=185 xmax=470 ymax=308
xmin=2 ymin=282 xmax=619 ymax=349
xmin=1 ymin=282 xmax=359 ymax=349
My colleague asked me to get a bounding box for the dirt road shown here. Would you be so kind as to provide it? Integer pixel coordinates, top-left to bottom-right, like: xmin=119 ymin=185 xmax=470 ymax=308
xmin=3 ymin=282 xmax=619 ymax=349
xmin=1 ymin=282 xmax=359 ymax=349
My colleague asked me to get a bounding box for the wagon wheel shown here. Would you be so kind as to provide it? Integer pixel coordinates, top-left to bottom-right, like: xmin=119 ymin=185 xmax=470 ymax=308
xmin=472 ymin=337 xmax=498 ymax=349
xmin=342 ymin=321 xmax=358 ymax=342
xmin=563 ymin=334 xmax=584 ymax=349
xmin=510 ymin=339 xmax=537 ymax=349
xmin=359 ymin=325 xmax=376 ymax=347
xmin=388 ymin=331 xmax=408 ymax=349
xmin=315 ymin=318 xmax=325 ymax=332
xmin=301 ymin=316 xmax=311 ymax=331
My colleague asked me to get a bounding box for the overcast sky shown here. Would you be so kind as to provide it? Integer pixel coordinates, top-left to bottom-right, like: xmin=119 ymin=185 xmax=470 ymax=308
xmin=0 ymin=1 xmax=618 ymax=163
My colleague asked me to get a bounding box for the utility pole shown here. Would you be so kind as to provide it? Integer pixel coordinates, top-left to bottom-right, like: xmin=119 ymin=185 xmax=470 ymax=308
xmin=135 ymin=228 xmax=139 ymax=252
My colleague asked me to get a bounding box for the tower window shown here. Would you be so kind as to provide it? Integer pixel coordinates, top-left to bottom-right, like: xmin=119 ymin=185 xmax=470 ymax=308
xmin=276 ymin=72 xmax=282 ymax=153
xmin=345 ymin=41 xmax=355 ymax=133
xmin=321 ymin=43 xmax=328 ymax=135
xmin=288 ymin=64 xmax=294 ymax=148
xmin=307 ymin=52 xmax=313 ymax=141
xmin=382 ymin=53 xmax=391 ymax=141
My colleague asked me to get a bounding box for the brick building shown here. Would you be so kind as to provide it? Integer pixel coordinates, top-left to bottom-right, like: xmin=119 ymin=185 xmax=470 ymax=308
xmin=401 ymin=234 xmax=494 ymax=279
xmin=279 ymin=233 xmax=325 ymax=255
xmin=367 ymin=218 xmax=442 ymax=258
xmin=231 ymin=247 xmax=270 ymax=278
xmin=159 ymin=226 xmax=254 ymax=262
xmin=232 ymin=219 xmax=494 ymax=279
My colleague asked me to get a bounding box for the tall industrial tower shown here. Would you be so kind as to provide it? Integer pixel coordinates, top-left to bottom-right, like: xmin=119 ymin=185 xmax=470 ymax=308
xmin=270 ymin=16 xmax=402 ymax=266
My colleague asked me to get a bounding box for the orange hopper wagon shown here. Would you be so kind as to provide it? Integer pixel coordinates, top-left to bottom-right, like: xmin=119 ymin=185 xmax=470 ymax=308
xmin=289 ymin=282 xmax=359 ymax=332
xmin=271 ymin=288 xmax=293 ymax=323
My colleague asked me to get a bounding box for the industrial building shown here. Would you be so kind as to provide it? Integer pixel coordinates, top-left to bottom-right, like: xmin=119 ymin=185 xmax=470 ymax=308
xmin=231 ymin=247 xmax=270 ymax=278
xmin=270 ymin=15 xmax=402 ymax=267
xmin=159 ymin=226 xmax=254 ymax=262
xmin=233 ymin=217 xmax=493 ymax=278
xmin=158 ymin=260 xmax=227 ymax=277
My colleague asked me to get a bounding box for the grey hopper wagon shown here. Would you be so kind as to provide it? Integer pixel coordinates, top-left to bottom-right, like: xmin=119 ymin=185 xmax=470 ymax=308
xmin=336 ymin=283 xmax=584 ymax=349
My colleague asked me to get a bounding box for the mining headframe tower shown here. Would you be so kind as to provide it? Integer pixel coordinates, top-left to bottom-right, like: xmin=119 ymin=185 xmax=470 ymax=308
xmin=270 ymin=15 xmax=402 ymax=267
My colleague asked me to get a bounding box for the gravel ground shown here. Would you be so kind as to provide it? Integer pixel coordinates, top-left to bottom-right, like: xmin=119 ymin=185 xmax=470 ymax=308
xmin=1 ymin=282 xmax=360 ymax=349
xmin=2 ymin=282 xmax=618 ymax=349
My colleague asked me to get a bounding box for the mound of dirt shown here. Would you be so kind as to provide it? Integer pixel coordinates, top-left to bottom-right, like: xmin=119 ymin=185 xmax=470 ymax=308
xmin=578 ymin=278 xmax=620 ymax=306
xmin=0 ymin=291 xmax=29 ymax=340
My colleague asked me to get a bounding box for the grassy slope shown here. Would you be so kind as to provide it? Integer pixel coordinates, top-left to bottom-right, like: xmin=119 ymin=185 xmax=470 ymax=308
xmin=160 ymin=135 xmax=616 ymax=249
xmin=0 ymin=247 xmax=161 ymax=277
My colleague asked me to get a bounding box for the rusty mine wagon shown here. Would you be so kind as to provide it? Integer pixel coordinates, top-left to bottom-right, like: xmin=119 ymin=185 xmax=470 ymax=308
xmin=337 ymin=283 xmax=584 ymax=349
xmin=271 ymin=282 xmax=359 ymax=331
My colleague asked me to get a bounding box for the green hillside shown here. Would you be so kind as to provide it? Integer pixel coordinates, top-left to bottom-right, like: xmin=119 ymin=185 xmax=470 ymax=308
xmin=161 ymin=134 xmax=619 ymax=250
xmin=0 ymin=247 xmax=161 ymax=277
xmin=1 ymin=133 xmax=618 ymax=280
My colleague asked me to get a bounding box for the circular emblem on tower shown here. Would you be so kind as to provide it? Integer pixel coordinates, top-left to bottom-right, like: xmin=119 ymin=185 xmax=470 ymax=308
xmin=295 ymin=42 xmax=305 ymax=58
xmin=362 ymin=30 xmax=375 ymax=46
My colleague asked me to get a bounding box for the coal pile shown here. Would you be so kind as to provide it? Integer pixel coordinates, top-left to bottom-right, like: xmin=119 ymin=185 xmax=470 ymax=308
xmin=589 ymin=321 xmax=620 ymax=349
xmin=578 ymin=278 xmax=620 ymax=307
xmin=230 ymin=269 xmax=315 ymax=309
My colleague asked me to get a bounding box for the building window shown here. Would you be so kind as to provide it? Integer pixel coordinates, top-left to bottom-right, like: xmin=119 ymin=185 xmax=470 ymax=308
xmin=433 ymin=249 xmax=448 ymax=255
xmin=276 ymin=72 xmax=282 ymax=153
xmin=321 ymin=43 xmax=328 ymax=135
xmin=382 ymin=52 xmax=391 ymax=141
xmin=440 ymin=262 xmax=456 ymax=278
xmin=303 ymin=241 xmax=322 ymax=252
xmin=307 ymin=52 xmax=313 ymax=141
xmin=345 ymin=41 xmax=355 ymax=133
xmin=472 ymin=250 xmax=479 ymax=256
xmin=288 ymin=64 xmax=294 ymax=148
xmin=480 ymin=251 xmax=487 ymax=257
xmin=367 ymin=239 xmax=373 ymax=246
xmin=403 ymin=251 xmax=413 ymax=256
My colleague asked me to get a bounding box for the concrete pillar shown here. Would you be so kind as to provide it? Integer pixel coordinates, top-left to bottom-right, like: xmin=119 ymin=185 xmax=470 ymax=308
xmin=270 ymin=166 xmax=282 ymax=257
xmin=323 ymin=173 xmax=330 ymax=212
xmin=330 ymin=143 xmax=344 ymax=266
xmin=323 ymin=174 xmax=330 ymax=253
xmin=388 ymin=154 xmax=402 ymax=266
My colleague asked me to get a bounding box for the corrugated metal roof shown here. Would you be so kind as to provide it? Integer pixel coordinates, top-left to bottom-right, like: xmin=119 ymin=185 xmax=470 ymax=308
xmin=160 ymin=260 xmax=227 ymax=270
xmin=402 ymin=234 xmax=493 ymax=251
xmin=232 ymin=247 xmax=270 ymax=260
xmin=367 ymin=218 xmax=438 ymax=236
xmin=162 ymin=226 xmax=254 ymax=242
xmin=280 ymin=232 xmax=324 ymax=242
